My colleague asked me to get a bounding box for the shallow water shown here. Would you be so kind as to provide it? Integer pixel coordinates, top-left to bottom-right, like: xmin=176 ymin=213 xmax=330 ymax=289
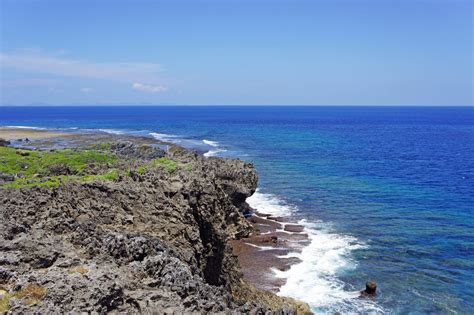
xmin=1 ymin=105 xmax=473 ymax=313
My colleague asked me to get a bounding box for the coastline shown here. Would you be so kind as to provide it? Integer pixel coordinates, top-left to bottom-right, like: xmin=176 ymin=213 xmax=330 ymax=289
xmin=0 ymin=126 xmax=311 ymax=313
xmin=0 ymin=126 xmax=311 ymax=292
xmin=230 ymin=209 xmax=310 ymax=293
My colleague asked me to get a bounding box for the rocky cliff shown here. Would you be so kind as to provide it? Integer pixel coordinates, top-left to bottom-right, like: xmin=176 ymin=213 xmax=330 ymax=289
xmin=0 ymin=140 xmax=310 ymax=313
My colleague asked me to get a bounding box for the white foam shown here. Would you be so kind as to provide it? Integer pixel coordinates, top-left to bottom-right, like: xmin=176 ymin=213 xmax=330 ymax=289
xmin=203 ymin=139 xmax=219 ymax=147
xmin=97 ymin=129 xmax=124 ymax=135
xmin=246 ymin=189 xmax=296 ymax=217
xmin=244 ymin=243 xmax=288 ymax=251
xmin=247 ymin=189 xmax=383 ymax=313
xmin=4 ymin=125 xmax=47 ymax=130
xmin=204 ymin=149 xmax=227 ymax=157
xmin=149 ymin=132 xmax=180 ymax=143
xmin=276 ymin=220 xmax=384 ymax=313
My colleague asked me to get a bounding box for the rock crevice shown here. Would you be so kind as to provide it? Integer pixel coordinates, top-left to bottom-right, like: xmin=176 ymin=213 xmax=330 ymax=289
xmin=0 ymin=141 xmax=309 ymax=313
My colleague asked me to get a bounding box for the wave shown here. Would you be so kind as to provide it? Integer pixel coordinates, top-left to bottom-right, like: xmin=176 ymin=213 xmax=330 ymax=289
xmin=96 ymin=129 xmax=125 ymax=135
xmin=246 ymin=189 xmax=297 ymax=216
xmin=276 ymin=221 xmax=384 ymax=313
xmin=203 ymin=149 xmax=227 ymax=157
xmin=247 ymin=190 xmax=382 ymax=314
xmin=4 ymin=125 xmax=47 ymax=130
xmin=203 ymin=139 xmax=219 ymax=147
xmin=149 ymin=132 xmax=180 ymax=143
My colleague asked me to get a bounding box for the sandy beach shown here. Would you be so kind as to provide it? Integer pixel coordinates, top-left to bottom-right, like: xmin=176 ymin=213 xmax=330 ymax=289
xmin=0 ymin=127 xmax=72 ymax=141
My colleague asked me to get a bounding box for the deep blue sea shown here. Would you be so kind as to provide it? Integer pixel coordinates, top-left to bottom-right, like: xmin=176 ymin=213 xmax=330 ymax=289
xmin=1 ymin=106 xmax=473 ymax=314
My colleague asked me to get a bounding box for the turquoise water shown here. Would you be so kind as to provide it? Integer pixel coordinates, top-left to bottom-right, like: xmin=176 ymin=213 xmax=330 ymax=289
xmin=1 ymin=106 xmax=473 ymax=313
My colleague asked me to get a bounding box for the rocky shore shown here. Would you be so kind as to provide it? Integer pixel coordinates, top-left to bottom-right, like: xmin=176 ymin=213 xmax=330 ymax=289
xmin=0 ymin=128 xmax=311 ymax=314
xmin=230 ymin=212 xmax=310 ymax=293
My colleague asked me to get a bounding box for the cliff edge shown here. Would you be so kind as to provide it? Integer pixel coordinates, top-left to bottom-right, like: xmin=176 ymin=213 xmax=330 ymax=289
xmin=0 ymin=139 xmax=311 ymax=314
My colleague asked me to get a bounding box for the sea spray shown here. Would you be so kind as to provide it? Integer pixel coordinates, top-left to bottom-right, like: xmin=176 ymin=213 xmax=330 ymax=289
xmin=203 ymin=139 xmax=220 ymax=147
xmin=247 ymin=190 xmax=382 ymax=313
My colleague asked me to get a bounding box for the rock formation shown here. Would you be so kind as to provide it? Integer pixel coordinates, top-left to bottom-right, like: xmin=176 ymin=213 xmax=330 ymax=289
xmin=0 ymin=140 xmax=310 ymax=314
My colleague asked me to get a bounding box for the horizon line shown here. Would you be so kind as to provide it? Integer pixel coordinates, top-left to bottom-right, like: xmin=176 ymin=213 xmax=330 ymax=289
xmin=1 ymin=104 xmax=473 ymax=107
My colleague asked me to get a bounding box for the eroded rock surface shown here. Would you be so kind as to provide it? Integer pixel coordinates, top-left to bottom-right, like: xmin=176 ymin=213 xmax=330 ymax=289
xmin=0 ymin=141 xmax=309 ymax=314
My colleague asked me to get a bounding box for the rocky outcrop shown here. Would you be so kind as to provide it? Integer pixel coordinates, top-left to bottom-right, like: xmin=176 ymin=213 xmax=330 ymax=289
xmin=0 ymin=138 xmax=10 ymax=147
xmin=0 ymin=141 xmax=308 ymax=313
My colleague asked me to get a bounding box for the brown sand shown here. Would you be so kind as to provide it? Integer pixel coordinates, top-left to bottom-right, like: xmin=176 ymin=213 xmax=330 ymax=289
xmin=0 ymin=127 xmax=71 ymax=140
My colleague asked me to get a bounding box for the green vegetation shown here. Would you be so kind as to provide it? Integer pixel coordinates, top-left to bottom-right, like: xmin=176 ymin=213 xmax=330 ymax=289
xmin=81 ymin=169 xmax=119 ymax=182
xmin=136 ymin=166 xmax=147 ymax=174
xmin=91 ymin=142 xmax=113 ymax=150
xmin=0 ymin=147 xmax=118 ymax=189
xmin=151 ymin=157 xmax=177 ymax=173
xmin=3 ymin=176 xmax=65 ymax=189
xmin=0 ymin=146 xmax=193 ymax=189
xmin=0 ymin=147 xmax=116 ymax=176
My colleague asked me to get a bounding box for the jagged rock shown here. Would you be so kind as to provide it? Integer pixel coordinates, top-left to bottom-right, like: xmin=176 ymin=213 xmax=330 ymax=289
xmin=109 ymin=141 xmax=165 ymax=160
xmin=0 ymin=141 xmax=308 ymax=314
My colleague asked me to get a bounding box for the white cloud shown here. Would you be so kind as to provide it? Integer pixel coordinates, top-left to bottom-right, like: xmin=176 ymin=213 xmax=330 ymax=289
xmin=132 ymin=82 xmax=168 ymax=93
xmin=80 ymin=87 xmax=94 ymax=93
xmin=0 ymin=51 xmax=163 ymax=83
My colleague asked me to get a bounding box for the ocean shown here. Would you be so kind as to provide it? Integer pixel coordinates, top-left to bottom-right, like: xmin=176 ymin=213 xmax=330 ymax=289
xmin=1 ymin=105 xmax=473 ymax=314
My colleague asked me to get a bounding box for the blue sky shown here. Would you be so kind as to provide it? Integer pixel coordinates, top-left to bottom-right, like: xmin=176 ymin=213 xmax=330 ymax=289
xmin=0 ymin=0 xmax=472 ymax=105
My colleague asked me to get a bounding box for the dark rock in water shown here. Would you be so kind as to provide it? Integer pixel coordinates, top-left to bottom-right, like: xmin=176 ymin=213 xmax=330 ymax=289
xmin=0 ymin=140 xmax=309 ymax=314
xmin=0 ymin=138 xmax=10 ymax=147
xmin=361 ymin=281 xmax=377 ymax=297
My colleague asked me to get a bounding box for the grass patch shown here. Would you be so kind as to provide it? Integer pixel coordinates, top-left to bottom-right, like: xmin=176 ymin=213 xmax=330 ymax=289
xmin=0 ymin=147 xmax=118 ymax=189
xmin=3 ymin=176 xmax=64 ymax=189
xmin=0 ymin=147 xmax=189 ymax=189
xmin=137 ymin=166 xmax=147 ymax=174
xmin=131 ymin=159 xmax=192 ymax=175
xmin=0 ymin=147 xmax=116 ymax=176
xmin=81 ymin=169 xmax=119 ymax=182
xmin=151 ymin=157 xmax=177 ymax=173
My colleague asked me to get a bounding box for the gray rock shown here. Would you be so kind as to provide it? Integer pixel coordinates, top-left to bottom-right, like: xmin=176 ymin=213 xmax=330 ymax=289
xmin=0 ymin=138 xmax=10 ymax=147
xmin=0 ymin=141 xmax=300 ymax=314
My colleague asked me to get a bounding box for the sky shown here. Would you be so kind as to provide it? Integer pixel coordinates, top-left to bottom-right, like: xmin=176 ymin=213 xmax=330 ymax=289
xmin=0 ymin=0 xmax=472 ymax=106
